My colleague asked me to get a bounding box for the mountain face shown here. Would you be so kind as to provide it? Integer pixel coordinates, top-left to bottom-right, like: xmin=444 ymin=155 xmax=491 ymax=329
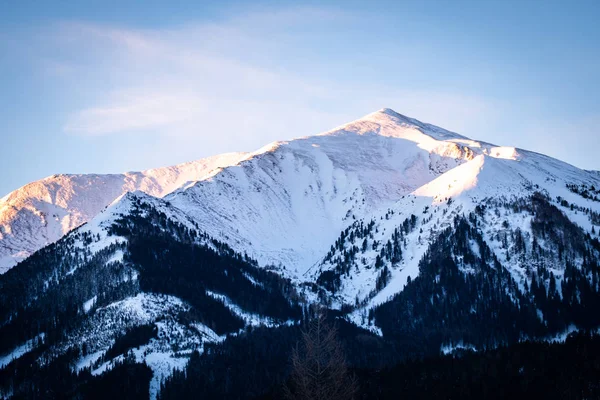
xmin=166 ymin=109 xmax=475 ymax=278
xmin=1 ymin=109 xmax=600 ymax=399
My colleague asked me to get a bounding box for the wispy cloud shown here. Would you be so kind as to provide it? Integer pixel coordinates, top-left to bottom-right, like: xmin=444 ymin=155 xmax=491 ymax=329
xmin=46 ymin=7 xmax=501 ymax=151
xmin=64 ymin=92 xmax=207 ymax=135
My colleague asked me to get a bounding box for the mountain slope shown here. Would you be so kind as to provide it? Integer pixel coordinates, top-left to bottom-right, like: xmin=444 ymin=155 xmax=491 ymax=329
xmin=167 ymin=109 xmax=476 ymax=278
xmin=312 ymin=149 xmax=600 ymax=312
xmin=0 ymin=191 xmax=302 ymax=398
xmin=0 ymin=152 xmax=247 ymax=273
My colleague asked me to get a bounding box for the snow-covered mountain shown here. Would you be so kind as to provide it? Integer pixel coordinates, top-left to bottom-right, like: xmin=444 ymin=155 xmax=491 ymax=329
xmin=1 ymin=108 xmax=600 ymax=399
xmin=0 ymin=108 xmax=474 ymax=274
xmin=0 ymin=152 xmax=247 ymax=273
xmin=133 ymin=108 xmax=600 ymax=288
xmin=3 ymin=107 xmax=599 ymax=285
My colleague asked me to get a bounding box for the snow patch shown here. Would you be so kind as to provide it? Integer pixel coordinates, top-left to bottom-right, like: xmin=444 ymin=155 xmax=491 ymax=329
xmin=0 ymin=333 xmax=45 ymax=369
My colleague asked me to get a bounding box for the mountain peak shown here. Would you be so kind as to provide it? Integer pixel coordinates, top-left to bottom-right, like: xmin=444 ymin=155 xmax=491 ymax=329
xmin=376 ymin=107 xmax=407 ymax=118
xmin=319 ymin=107 xmax=469 ymax=146
xmin=369 ymin=107 xmax=427 ymax=126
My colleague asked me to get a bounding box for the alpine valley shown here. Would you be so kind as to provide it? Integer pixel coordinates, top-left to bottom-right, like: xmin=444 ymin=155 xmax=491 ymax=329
xmin=1 ymin=109 xmax=600 ymax=399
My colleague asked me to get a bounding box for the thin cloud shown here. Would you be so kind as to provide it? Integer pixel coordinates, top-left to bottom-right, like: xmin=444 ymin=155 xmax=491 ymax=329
xmin=64 ymin=92 xmax=207 ymax=136
xmin=53 ymin=8 xmax=500 ymax=147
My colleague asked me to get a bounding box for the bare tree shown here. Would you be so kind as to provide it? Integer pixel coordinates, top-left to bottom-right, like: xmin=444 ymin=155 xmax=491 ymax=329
xmin=285 ymin=308 xmax=358 ymax=400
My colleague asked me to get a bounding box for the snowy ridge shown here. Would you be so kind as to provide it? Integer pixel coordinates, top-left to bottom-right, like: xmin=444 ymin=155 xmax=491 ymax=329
xmin=0 ymin=153 xmax=247 ymax=272
xmin=0 ymin=334 xmax=45 ymax=369
xmin=205 ymin=290 xmax=289 ymax=328
xmin=71 ymin=293 xmax=221 ymax=400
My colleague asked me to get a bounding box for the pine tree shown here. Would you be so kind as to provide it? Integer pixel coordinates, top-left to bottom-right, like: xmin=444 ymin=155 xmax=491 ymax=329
xmin=285 ymin=310 xmax=358 ymax=400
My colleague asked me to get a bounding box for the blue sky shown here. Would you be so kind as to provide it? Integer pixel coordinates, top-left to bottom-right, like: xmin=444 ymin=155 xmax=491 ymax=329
xmin=1 ymin=0 xmax=599 ymax=196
